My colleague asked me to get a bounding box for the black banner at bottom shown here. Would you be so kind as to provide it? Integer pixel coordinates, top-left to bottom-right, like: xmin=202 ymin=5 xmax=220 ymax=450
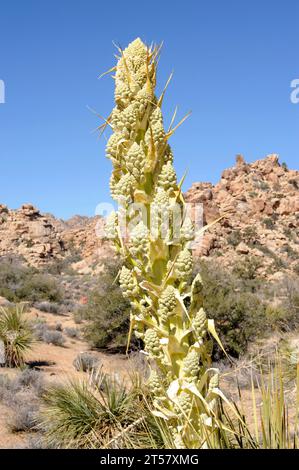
xmin=0 ymin=449 xmax=297 ymax=467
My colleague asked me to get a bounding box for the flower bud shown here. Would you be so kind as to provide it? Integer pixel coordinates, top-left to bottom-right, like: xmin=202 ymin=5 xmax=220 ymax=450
xmin=144 ymin=328 xmax=162 ymax=358
xmin=208 ymin=372 xmax=219 ymax=392
xmin=157 ymin=161 xmax=177 ymax=193
xmin=105 ymin=211 xmax=118 ymax=240
xmin=148 ymin=107 xmax=165 ymax=147
xmin=130 ymin=221 xmax=149 ymax=259
xmin=183 ymin=349 xmax=199 ymax=382
xmin=175 ymin=249 xmax=193 ymax=281
xmin=175 ymin=391 xmax=192 ymax=417
xmin=158 ymin=286 xmax=177 ymax=323
xmin=181 ymin=217 xmax=194 ymax=242
xmin=193 ymin=308 xmax=207 ymax=337
xmin=147 ymin=369 xmax=164 ymax=397
xmin=126 ymin=142 xmax=146 ymax=181
xmin=115 ymin=80 xmax=131 ymax=108
xmin=106 ymin=132 xmax=123 ymax=160
xmin=119 ymin=266 xmax=139 ymax=299
xmin=136 ymin=84 xmax=154 ymax=115
xmin=114 ymin=173 xmax=136 ymax=203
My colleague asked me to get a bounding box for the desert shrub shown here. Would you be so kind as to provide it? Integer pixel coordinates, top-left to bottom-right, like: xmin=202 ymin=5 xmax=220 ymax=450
xmin=73 ymin=352 xmax=100 ymax=372
xmin=242 ymin=226 xmax=258 ymax=244
xmin=42 ymin=330 xmax=65 ymax=347
xmin=78 ymin=261 xmax=137 ymax=351
xmin=8 ymin=402 xmax=38 ymax=432
xmin=34 ymin=301 xmax=63 ymax=314
xmin=46 ymin=249 xmax=82 ymax=276
xmin=0 ymin=369 xmax=45 ymax=433
xmin=262 ymin=217 xmax=275 ymax=229
xmin=194 ymin=261 xmax=267 ymax=357
xmin=278 ymin=277 xmax=299 ymax=328
xmin=0 ymin=304 xmax=34 ymax=367
xmin=32 ymin=321 xmax=49 ymax=341
xmin=0 ymin=286 xmax=17 ymax=303
xmin=36 ymin=299 xmax=77 ymax=316
xmin=13 ymin=368 xmax=45 ymax=397
xmin=17 ymin=274 xmax=62 ymax=303
xmin=194 ymin=261 xmax=299 ymax=357
xmin=255 ymin=243 xmax=286 ymax=269
xmin=265 ymin=277 xmax=299 ymax=327
xmin=232 ymin=256 xmax=262 ymax=285
xmin=281 ymin=162 xmax=288 ymax=171
xmin=227 ymin=230 xmax=242 ymax=247
xmin=26 ymin=435 xmax=48 ymax=449
xmin=259 ymin=181 xmax=270 ymax=191
xmin=265 ymin=304 xmax=288 ymax=325
xmin=0 ymin=260 xmax=63 ymax=304
xmin=210 ymin=292 xmax=265 ymax=357
xmin=33 ymin=322 xmax=65 ymax=347
xmin=60 ymin=300 xmax=78 ymax=313
xmin=64 ymin=327 xmax=79 ymax=338
xmin=281 ymin=244 xmax=298 ymax=260
xmin=0 ymin=261 xmax=36 ymax=302
xmin=283 ymin=227 xmax=297 ymax=242
xmin=0 ymin=374 xmax=11 ymax=401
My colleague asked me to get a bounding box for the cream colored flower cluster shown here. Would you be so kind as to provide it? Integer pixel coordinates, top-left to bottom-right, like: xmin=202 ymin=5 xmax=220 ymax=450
xmin=104 ymin=38 xmax=220 ymax=448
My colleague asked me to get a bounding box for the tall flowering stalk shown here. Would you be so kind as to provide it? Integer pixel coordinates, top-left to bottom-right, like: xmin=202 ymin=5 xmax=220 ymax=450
xmin=104 ymin=38 xmax=223 ymax=448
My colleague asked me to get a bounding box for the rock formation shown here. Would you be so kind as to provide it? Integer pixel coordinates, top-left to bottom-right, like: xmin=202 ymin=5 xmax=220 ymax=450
xmin=184 ymin=154 xmax=298 ymax=278
xmin=0 ymin=204 xmax=65 ymax=266
xmin=0 ymin=155 xmax=298 ymax=278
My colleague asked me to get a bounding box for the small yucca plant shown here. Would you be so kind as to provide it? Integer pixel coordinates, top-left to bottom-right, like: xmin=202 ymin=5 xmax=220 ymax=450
xmin=40 ymin=371 xmax=164 ymax=449
xmin=254 ymin=360 xmax=299 ymax=449
xmin=0 ymin=303 xmax=34 ymax=368
xmin=102 ymin=38 xmax=224 ymax=448
xmin=218 ymin=358 xmax=299 ymax=449
xmin=39 ymin=356 xmax=299 ymax=449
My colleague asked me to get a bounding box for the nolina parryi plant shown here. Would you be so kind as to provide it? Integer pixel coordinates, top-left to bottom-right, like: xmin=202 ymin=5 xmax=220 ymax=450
xmin=103 ymin=38 xmax=225 ymax=448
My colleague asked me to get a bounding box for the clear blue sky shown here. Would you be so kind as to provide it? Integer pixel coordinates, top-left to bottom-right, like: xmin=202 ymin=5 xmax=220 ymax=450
xmin=0 ymin=0 xmax=298 ymax=219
